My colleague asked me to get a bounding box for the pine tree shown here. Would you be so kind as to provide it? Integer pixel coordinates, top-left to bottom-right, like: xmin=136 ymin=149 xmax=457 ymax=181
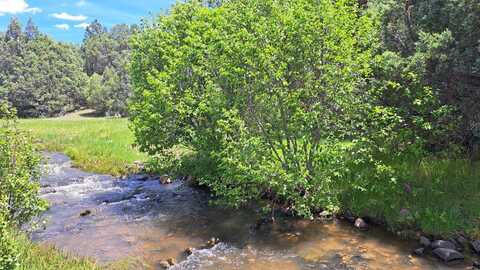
xmin=5 ymin=17 xmax=22 ymax=41
xmin=25 ymin=18 xmax=39 ymax=41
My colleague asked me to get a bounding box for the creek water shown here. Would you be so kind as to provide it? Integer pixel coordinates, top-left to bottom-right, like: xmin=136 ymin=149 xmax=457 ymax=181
xmin=32 ymin=152 xmax=468 ymax=269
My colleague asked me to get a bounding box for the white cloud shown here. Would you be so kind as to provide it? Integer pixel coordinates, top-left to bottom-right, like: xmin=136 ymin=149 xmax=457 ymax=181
xmin=55 ymin=24 xmax=70 ymax=30
xmin=51 ymin=12 xmax=87 ymax=21
xmin=74 ymin=22 xmax=89 ymax=29
xmin=0 ymin=0 xmax=42 ymax=15
xmin=76 ymin=0 xmax=87 ymax=7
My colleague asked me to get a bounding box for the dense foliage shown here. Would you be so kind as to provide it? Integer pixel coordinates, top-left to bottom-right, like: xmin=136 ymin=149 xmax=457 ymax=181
xmin=372 ymin=0 xmax=480 ymax=156
xmin=131 ymin=0 xmax=400 ymax=215
xmin=0 ymin=18 xmax=87 ymax=117
xmin=0 ymin=103 xmax=47 ymax=269
xmin=82 ymin=21 xmax=137 ymax=116
xmin=0 ymin=18 xmax=136 ymax=118
xmin=130 ymin=0 xmax=480 ymax=233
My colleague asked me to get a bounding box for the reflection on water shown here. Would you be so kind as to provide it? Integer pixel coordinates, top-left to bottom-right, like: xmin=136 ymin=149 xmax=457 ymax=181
xmin=32 ymin=153 xmax=468 ymax=270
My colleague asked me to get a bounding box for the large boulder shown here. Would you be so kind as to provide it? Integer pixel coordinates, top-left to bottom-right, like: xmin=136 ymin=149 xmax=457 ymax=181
xmin=431 ymin=240 xmax=457 ymax=250
xmin=432 ymin=248 xmax=464 ymax=263
xmin=420 ymin=236 xmax=431 ymax=247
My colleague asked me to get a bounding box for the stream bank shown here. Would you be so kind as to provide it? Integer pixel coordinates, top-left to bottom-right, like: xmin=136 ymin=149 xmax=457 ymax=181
xmin=32 ymin=152 xmax=470 ymax=269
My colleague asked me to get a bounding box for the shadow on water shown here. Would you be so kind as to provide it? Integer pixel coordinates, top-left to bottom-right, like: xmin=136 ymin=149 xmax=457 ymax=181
xmin=32 ymin=152 xmax=469 ymax=270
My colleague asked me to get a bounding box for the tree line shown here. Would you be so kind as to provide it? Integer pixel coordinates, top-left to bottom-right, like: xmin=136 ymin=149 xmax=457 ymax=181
xmin=0 ymin=17 xmax=136 ymax=117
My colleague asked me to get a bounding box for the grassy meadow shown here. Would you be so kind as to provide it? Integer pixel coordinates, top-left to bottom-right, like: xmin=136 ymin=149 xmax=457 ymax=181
xmin=20 ymin=114 xmax=146 ymax=176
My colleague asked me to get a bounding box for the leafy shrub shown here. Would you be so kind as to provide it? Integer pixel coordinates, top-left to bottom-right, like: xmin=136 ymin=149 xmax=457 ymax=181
xmin=130 ymin=0 xmax=454 ymax=227
xmin=0 ymin=102 xmax=47 ymax=269
xmin=130 ymin=0 xmax=391 ymax=216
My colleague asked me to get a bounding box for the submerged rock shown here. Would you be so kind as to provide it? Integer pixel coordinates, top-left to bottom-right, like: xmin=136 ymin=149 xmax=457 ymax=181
xmin=432 ymin=248 xmax=464 ymax=263
xmin=431 ymin=240 xmax=457 ymax=250
xmin=354 ymin=218 xmax=368 ymax=231
xmin=135 ymin=174 xmax=149 ymax=181
xmin=420 ymin=236 xmax=431 ymax=248
xmin=205 ymin=237 xmax=220 ymax=248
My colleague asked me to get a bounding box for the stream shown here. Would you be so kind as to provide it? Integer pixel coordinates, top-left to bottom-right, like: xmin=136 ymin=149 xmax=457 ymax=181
xmin=32 ymin=152 xmax=468 ymax=269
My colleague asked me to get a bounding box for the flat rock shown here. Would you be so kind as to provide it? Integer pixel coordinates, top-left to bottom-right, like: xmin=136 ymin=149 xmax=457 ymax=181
xmin=432 ymin=248 xmax=464 ymax=263
xmin=354 ymin=218 xmax=368 ymax=230
xmin=431 ymin=240 xmax=456 ymax=250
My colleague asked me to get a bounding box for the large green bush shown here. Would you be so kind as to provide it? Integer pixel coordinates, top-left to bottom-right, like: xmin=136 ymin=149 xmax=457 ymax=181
xmin=130 ymin=0 xmax=417 ymax=216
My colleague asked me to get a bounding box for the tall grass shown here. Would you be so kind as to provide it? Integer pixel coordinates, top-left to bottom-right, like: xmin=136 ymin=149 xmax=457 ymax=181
xmin=343 ymin=157 xmax=480 ymax=238
xmin=19 ymin=118 xmax=146 ymax=176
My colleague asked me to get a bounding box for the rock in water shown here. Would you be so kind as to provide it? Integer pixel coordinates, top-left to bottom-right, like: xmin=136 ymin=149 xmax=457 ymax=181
xmin=158 ymin=261 xmax=170 ymax=269
xmin=160 ymin=175 xmax=172 ymax=185
xmin=420 ymin=236 xmax=431 ymax=247
xmin=431 ymin=240 xmax=457 ymax=250
xmin=414 ymin=248 xmax=425 ymax=256
xmin=432 ymin=248 xmax=464 ymax=263
xmin=185 ymin=247 xmax=194 ymax=255
xmin=472 ymin=240 xmax=480 ymax=254
xmin=80 ymin=210 xmax=92 ymax=217
xmin=354 ymin=218 xmax=368 ymax=230
xmin=167 ymin=258 xmax=176 ymax=266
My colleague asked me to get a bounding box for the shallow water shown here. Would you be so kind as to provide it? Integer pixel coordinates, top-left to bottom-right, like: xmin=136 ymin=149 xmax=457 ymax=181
xmin=32 ymin=152 xmax=468 ymax=269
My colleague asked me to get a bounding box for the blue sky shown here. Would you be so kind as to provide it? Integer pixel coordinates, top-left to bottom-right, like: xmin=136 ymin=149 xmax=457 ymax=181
xmin=0 ymin=0 xmax=176 ymax=43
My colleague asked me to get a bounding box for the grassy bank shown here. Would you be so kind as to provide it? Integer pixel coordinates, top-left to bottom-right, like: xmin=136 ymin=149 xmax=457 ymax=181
xmin=20 ymin=117 xmax=146 ymax=176
xmin=342 ymin=158 xmax=480 ymax=239
xmin=13 ymin=231 xmax=101 ymax=270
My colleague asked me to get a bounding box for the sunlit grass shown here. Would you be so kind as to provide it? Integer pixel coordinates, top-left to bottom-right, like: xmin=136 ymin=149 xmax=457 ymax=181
xmin=343 ymin=157 xmax=480 ymax=238
xmin=19 ymin=117 xmax=146 ymax=176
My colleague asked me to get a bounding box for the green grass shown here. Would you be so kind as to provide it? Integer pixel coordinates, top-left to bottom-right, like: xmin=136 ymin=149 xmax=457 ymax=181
xmin=19 ymin=117 xmax=146 ymax=176
xmin=343 ymin=157 xmax=480 ymax=239
xmin=15 ymin=231 xmax=102 ymax=270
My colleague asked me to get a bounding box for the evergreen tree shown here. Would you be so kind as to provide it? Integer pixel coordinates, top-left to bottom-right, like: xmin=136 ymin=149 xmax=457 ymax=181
xmin=5 ymin=17 xmax=22 ymax=41
xmin=25 ymin=18 xmax=39 ymax=41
